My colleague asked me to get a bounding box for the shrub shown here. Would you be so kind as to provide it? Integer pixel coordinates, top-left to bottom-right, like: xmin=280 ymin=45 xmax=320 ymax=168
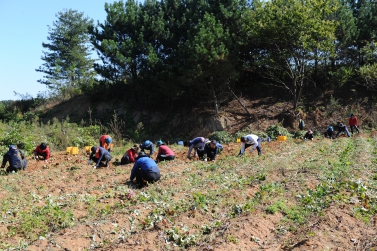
xmin=266 ymin=125 xmax=291 ymax=139
xmin=209 ymin=131 xmax=234 ymax=143
xmin=293 ymin=130 xmax=306 ymax=139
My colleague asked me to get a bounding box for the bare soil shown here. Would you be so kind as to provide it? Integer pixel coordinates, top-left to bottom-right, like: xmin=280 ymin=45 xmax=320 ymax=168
xmin=1 ymin=138 xmax=376 ymax=251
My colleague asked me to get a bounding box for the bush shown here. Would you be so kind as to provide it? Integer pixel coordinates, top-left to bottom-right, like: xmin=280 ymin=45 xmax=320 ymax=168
xmin=293 ymin=130 xmax=307 ymax=139
xmin=209 ymin=131 xmax=234 ymax=143
xmin=266 ymin=125 xmax=291 ymax=139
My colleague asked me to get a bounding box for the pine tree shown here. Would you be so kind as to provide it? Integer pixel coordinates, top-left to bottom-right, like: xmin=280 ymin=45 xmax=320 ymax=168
xmin=36 ymin=9 xmax=96 ymax=99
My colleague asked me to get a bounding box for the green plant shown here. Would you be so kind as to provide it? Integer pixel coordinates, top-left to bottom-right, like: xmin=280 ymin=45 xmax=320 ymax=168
xmin=266 ymin=125 xmax=291 ymax=139
xmin=209 ymin=131 xmax=234 ymax=143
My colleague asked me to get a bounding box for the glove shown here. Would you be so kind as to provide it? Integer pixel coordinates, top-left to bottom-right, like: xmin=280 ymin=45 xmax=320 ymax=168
xmin=35 ymin=156 xmax=39 ymax=160
xmin=88 ymin=160 xmax=92 ymax=165
xmin=238 ymin=153 xmax=243 ymax=157
xmin=93 ymin=165 xmax=97 ymax=169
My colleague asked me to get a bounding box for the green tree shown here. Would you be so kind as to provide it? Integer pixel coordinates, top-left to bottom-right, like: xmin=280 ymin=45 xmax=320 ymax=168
xmin=90 ymin=0 xmax=247 ymax=110
xmin=244 ymin=0 xmax=338 ymax=109
xmin=36 ymin=9 xmax=96 ymax=99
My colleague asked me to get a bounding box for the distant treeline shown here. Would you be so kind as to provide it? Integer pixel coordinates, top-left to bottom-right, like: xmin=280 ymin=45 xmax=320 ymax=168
xmin=36 ymin=0 xmax=377 ymax=112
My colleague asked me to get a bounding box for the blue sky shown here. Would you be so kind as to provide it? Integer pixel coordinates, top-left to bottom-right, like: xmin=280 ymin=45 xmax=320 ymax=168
xmin=0 ymin=0 xmax=112 ymax=101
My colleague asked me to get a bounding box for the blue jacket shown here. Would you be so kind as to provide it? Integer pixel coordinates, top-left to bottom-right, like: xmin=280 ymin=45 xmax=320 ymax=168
xmin=2 ymin=149 xmax=24 ymax=169
xmin=140 ymin=142 xmax=155 ymax=155
xmin=89 ymin=147 xmax=112 ymax=167
xmin=130 ymin=156 xmax=160 ymax=180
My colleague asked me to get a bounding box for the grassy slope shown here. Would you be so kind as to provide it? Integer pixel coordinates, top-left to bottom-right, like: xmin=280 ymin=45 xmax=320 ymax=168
xmin=0 ymin=135 xmax=376 ymax=250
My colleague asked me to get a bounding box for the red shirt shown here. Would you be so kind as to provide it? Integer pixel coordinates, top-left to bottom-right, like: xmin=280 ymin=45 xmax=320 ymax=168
xmin=157 ymin=145 xmax=174 ymax=156
xmin=99 ymin=135 xmax=111 ymax=150
xmin=349 ymin=117 xmax=358 ymax=126
xmin=126 ymin=149 xmax=137 ymax=163
xmin=33 ymin=146 xmax=51 ymax=159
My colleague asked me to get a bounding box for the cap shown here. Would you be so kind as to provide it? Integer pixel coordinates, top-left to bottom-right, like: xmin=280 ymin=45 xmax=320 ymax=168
xmin=9 ymin=145 xmax=17 ymax=150
xmin=156 ymin=140 xmax=163 ymax=146
xmin=144 ymin=140 xmax=151 ymax=147
xmin=210 ymin=140 xmax=217 ymax=144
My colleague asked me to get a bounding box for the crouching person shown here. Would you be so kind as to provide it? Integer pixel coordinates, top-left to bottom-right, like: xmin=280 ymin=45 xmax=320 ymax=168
xmin=324 ymin=126 xmax=334 ymax=139
xmin=336 ymin=122 xmax=351 ymax=138
xmin=1 ymin=145 xmax=27 ymax=173
xmin=129 ymin=151 xmax=161 ymax=188
xmin=304 ymin=130 xmax=314 ymax=141
xmin=33 ymin=142 xmax=50 ymax=161
xmin=89 ymin=146 xmax=112 ymax=169
xmin=156 ymin=140 xmax=175 ymax=162
xmin=202 ymin=140 xmax=219 ymax=162
xmin=121 ymin=144 xmax=139 ymax=165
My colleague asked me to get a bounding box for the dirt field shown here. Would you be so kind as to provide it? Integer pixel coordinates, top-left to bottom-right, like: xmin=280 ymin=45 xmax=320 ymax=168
xmin=0 ymin=136 xmax=376 ymax=250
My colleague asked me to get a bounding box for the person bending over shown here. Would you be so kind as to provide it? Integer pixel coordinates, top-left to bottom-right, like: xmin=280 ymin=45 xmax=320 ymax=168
xmin=238 ymin=134 xmax=262 ymax=156
xmin=89 ymin=146 xmax=112 ymax=169
xmin=129 ymin=151 xmax=161 ymax=188
xmin=185 ymin=137 xmax=205 ymax=159
xmin=156 ymin=140 xmax=175 ymax=162
xmin=33 ymin=142 xmax=50 ymax=160
xmin=121 ymin=144 xmax=139 ymax=165
xmin=2 ymin=145 xmax=27 ymax=173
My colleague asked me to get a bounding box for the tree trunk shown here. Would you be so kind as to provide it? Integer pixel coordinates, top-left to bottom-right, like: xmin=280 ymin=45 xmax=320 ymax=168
xmin=293 ymin=77 xmax=298 ymax=110
xmin=211 ymin=77 xmax=219 ymax=114
xmin=228 ymin=85 xmax=252 ymax=117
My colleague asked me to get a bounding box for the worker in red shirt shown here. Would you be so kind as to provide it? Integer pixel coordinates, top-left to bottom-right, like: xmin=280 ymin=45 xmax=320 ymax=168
xmin=33 ymin=142 xmax=51 ymax=160
xmin=156 ymin=140 xmax=175 ymax=162
xmin=99 ymin=135 xmax=112 ymax=152
xmin=121 ymin=144 xmax=139 ymax=165
xmin=348 ymin=114 xmax=360 ymax=134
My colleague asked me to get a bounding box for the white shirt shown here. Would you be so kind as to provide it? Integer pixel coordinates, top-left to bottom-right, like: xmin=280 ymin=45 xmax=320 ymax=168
xmin=240 ymin=134 xmax=259 ymax=154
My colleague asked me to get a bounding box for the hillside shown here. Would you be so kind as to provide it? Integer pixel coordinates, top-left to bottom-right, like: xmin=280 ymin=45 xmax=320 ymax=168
xmin=1 ymin=134 xmax=376 ymax=250
xmin=36 ymin=90 xmax=377 ymax=141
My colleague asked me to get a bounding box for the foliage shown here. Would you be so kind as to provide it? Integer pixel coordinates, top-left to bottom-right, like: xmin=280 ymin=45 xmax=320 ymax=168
xmin=243 ymin=0 xmax=338 ymax=109
xmin=89 ymin=0 xmax=247 ymax=111
xmin=293 ymin=130 xmax=307 ymax=139
xmin=18 ymin=200 xmax=75 ymax=240
xmin=36 ymin=9 xmax=96 ymax=99
xmin=209 ymin=131 xmax=234 ymax=143
xmin=266 ymin=125 xmax=291 ymax=139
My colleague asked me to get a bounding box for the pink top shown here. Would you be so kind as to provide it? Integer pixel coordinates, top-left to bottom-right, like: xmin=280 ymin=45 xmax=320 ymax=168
xmin=157 ymin=145 xmax=174 ymax=156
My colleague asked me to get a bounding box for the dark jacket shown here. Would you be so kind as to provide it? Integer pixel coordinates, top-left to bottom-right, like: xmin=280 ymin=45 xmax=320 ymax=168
xmin=204 ymin=143 xmax=218 ymax=160
xmin=89 ymin=147 xmax=112 ymax=167
xmin=140 ymin=142 xmax=155 ymax=155
xmin=2 ymin=149 xmax=25 ymax=170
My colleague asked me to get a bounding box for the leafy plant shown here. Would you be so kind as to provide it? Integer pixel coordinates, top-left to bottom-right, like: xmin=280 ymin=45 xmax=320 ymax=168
xmin=266 ymin=125 xmax=291 ymax=139
xmin=209 ymin=131 xmax=234 ymax=143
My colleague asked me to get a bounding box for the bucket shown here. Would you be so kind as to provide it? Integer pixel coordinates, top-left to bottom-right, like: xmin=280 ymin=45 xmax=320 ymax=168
xmin=103 ymin=143 xmax=114 ymax=150
xmin=85 ymin=146 xmax=91 ymax=153
xmin=66 ymin=147 xmax=72 ymax=154
xmin=277 ymin=136 xmax=287 ymax=141
xmin=236 ymin=138 xmax=241 ymax=143
xmin=70 ymin=147 xmax=79 ymax=155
